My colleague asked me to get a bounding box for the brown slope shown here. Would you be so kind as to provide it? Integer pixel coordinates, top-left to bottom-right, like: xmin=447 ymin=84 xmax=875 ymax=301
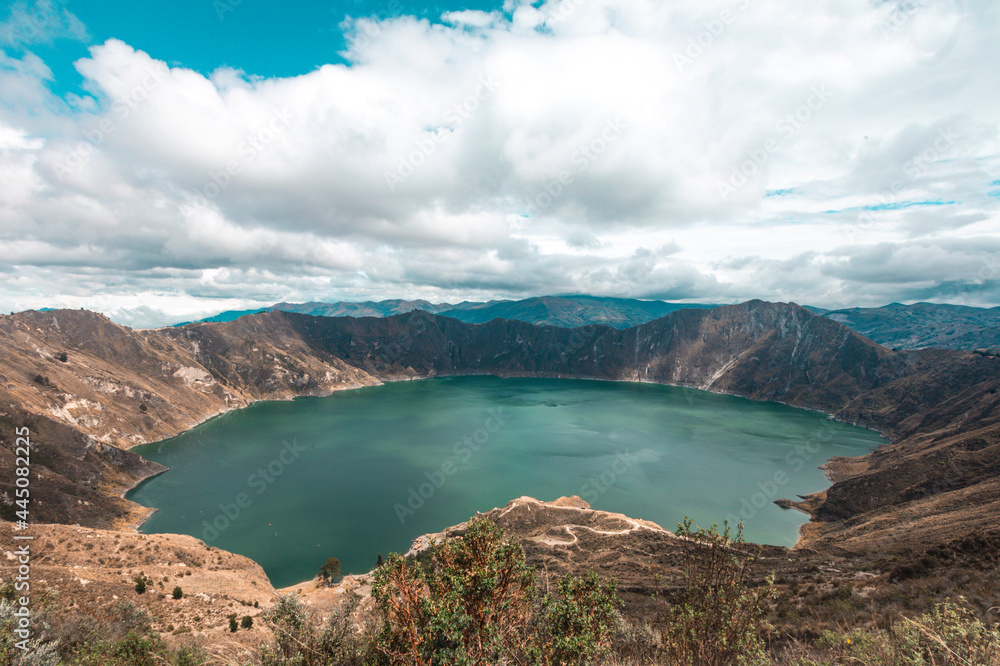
xmin=0 ymin=522 xmax=276 ymax=640
xmin=0 ymin=310 xmax=382 ymax=448
xmin=0 ymin=404 xmax=163 ymax=528
xmin=0 ymin=309 xmax=242 ymax=527
xmin=0 ymin=309 xmax=247 ymax=449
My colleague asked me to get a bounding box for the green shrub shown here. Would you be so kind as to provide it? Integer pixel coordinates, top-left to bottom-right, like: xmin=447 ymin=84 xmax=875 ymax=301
xmin=660 ymin=519 xmax=774 ymax=666
xmin=68 ymin=630 xmax=166 ymax=666
xmin=368 ymin=516 xmax=620 ymax=665
xmin=172 ymin=643 xmax=210 ymax=665
xmin=796 ymin=599 xmax=1000 ymax=665
xmin=259 ymin=592 xmax=365 ymax=665
xmin=172 ymin=586 xmax=183 ymax=600
xmin=530 ymin=570 xmax=620 ymax=665
xmin=0 ymin=578 xmax=15 ymax=602
xmin=3 ymin=594 xmax=203 ymax=666
xmin=905 ymin=599 xmax=1000 ymax=664
xmin=263 ymin=594 xmax=306 ymax=634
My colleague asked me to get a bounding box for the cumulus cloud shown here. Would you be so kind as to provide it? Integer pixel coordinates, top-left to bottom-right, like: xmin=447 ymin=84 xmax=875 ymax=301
xmin=0 ymin=0 xmax=998 ymax=325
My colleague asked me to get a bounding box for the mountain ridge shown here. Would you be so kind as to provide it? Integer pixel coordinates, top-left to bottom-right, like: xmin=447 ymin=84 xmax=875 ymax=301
xmin=178 ymin=296 xmax=1000 ymax=351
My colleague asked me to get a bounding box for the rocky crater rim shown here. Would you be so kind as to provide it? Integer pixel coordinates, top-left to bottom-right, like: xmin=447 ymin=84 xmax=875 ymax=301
xmin=3 ymin=301 xmax=997 ymax=564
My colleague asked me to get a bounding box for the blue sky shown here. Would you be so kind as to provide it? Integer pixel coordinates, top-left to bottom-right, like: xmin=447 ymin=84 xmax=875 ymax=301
xmin=23 ymin=1 xmax=504 ymax=95
xmin=0 ymin=0 xmax=998 ymax=327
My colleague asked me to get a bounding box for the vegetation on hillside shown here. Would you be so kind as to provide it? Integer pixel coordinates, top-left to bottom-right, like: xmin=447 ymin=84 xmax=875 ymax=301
xmin=658 ymin=520 xmax=774 ymax=666
xmin=0 ymin=584 xmax=206 ymax=666
xmin=369 ymin=517 xmax=619 ymax=665
xmin=2 ymin=519 xmax=997 ymax=665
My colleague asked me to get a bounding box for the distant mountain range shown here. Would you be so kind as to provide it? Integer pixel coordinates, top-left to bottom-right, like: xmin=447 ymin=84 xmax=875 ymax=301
xmin=805 ymin=302 xmax=1000 ymax=351
xmin=177 ymin=296 xmax=1000 ymax=351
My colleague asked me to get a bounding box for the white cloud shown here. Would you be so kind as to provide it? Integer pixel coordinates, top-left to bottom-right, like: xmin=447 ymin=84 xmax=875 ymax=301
xmin=1 ymin=0 xmax=998 ymax=320
xmin=0 ymin=0 xmax=88 ymax=49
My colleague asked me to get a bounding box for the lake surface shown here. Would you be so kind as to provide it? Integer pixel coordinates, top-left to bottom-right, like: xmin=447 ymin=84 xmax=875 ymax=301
xmin=128 ymin=376 xmax=884 ymax=588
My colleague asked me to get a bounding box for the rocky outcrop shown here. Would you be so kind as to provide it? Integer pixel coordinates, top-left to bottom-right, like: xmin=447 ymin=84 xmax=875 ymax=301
xmin=285 ymin=496 xmax=797 ymax=621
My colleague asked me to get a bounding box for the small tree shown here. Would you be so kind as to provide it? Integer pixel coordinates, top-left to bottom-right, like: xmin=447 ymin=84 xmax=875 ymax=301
xmin=172 ymin=586 xmax=183 ymax=600
xmin=660 ymin=519 xmax=774 ymax=666
xmin=320 ymin=557 xmax=343 ymax=586
xmin=241 ymin=615 xmax=253 ymax=630
xmin=229 ymin=615 xmax=238 ymax=633
xmin=134 ymin=577 xmax=146 ymax=594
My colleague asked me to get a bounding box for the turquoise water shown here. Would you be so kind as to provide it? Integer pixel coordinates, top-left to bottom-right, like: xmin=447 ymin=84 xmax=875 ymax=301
xmin=127 ymin=376 xmax=883 ymax=588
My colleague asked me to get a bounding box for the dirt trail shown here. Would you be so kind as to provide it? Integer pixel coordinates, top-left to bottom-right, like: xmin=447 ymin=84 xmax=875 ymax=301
xmin=531 ymin=519 xmax=673 ymax=547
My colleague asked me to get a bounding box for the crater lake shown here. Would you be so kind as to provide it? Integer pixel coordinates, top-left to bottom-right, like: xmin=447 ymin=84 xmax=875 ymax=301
xmin=127 ymin=376 xmax=884 ymax=588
